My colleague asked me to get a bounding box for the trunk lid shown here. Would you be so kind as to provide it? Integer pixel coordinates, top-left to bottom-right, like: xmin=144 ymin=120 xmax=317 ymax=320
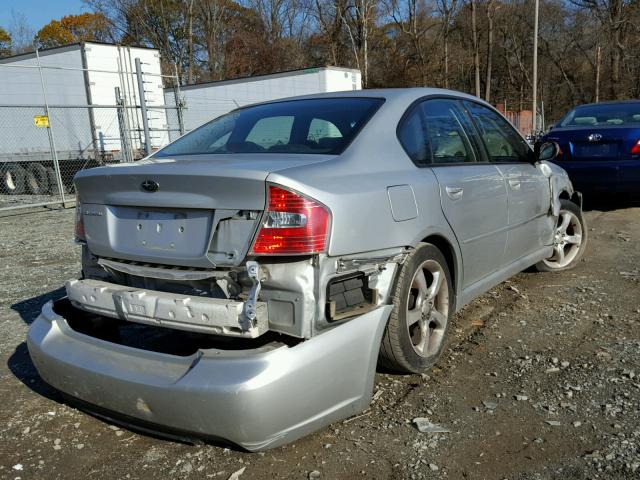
xmin=545 ymin=126 xmax=640 ymax=161
xmin=75 ymin=154 xmax=332 ymax=268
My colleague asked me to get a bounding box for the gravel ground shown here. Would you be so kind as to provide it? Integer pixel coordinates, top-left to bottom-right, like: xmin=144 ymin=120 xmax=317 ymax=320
xmin=0 ymin=205 xmax=639 ymax=480
xmin=0 ymin=194 xmax=65 ymax=210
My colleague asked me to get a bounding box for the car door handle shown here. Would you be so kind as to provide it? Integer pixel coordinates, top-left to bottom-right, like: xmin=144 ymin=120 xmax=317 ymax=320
xmin=445 ymin=186 xmax=464 ymax=200
xmin=508 ymin=179 xmax=521 ymax=190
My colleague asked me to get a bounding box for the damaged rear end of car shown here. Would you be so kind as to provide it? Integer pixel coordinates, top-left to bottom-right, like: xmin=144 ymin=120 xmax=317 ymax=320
xmin=27 ymin=96 xmax=402 ymax=450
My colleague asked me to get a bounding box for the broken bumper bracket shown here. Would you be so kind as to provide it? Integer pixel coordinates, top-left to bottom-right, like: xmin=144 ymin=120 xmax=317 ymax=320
xmin=66 ymin=278 xmax=268 ymax=338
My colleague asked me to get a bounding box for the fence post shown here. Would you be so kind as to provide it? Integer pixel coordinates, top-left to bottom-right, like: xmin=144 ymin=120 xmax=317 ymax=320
xmin=173 ymin=86 xmax=185 ymax=137
xmin=173 ymin=66 xmax=185 ymax=136
xmin=115 ymin=87 xmax=132 ymax=162
xmin=135 ymin=57 xmax=151 ymax=156
xmin=35 ymin=47 xmax=67 ymax=205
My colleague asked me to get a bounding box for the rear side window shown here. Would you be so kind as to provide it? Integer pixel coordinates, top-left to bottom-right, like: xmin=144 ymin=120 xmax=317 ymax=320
xmin=464 ymin=101 xmax=531 ymax=163
xmin=398 ymin=107 xmax=431 ymax=165
xmin=246 ymin=116 xmax=294 ymax=149
xmin=307 ymin=118 xmax=342 ymax=141
xmin=154 ymin=98 xmax=384 ymax=157
xmin=398 ymin=98 xmax=477 ymax=165
xmin=422 ymin=99 xmax=476 ymax=164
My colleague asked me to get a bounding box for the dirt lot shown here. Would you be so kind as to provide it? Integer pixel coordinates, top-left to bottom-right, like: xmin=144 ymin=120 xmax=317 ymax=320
xmin=0 ymin=204 xmax=638 ymax=480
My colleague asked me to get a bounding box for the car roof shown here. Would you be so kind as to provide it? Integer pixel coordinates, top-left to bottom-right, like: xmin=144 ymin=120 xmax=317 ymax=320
xmin=254 ymin=87 xmax=486 ymax=107
xmin=572 ymin=100 xmax=640 ymax=108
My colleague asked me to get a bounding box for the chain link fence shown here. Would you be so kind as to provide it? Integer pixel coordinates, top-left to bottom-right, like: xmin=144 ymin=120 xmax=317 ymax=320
xmin=0 ymin=47 xmax=184 ymax=214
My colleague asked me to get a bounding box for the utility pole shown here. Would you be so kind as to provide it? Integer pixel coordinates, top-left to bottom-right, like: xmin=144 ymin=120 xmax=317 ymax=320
xmin=471 ymin=0 xmax=481 ymax=97
xmin=595 ymin=44 xmax=601 ymax=102
xmin=532 ymin=0 xmax=539 ymax=133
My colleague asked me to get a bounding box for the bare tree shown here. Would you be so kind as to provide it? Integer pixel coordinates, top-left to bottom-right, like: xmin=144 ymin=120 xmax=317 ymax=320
xmin=79 ymin=0 xmax=640 ymax=123
xmin=244 ymin=0 xmax=310 ymax=42
xmin=9 ymin=10 xmax=35 ymax=52
xmin=306 ymin=0 xmax=346 ymax=66
xmin=435 ymin=0 xmax=459 ymax=89
xmin=186 ymin=0 xmax=195 ymax=83
xmin=484 ymin=0 xmax=496 ymax=101
xmin=196 ymin=0 xmax=227 ymax=78
xmin=385 ymin=0 xmax=439 ymax=87
xmin=569 ymin=0 xmax=634 ymax=99
xmin=342 ymin=0 xmax=376 ymax=87
xmin=470 ymin=0 xmax=481 ymax=97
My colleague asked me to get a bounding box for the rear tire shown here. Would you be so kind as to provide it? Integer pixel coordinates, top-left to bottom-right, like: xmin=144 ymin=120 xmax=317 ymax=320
xmin=379 ymin=243 xmax=453 ymax=373
xmin=0 ymin=163 xmax=26 ymax=195
xmin=535 ymin=199 xmax=587 ymax=272
xmin=25 ymin=163 xmax=50 ymax=195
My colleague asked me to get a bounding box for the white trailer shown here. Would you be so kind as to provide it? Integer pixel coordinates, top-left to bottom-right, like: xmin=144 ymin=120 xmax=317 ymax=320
xmin=0 ymin=42 xmax=166 ymax=195
xmin=165 ymin=66 xmax=362 ymax=139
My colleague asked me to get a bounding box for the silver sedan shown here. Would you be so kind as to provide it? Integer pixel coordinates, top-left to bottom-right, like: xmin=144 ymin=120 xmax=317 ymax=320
xmin=28 ymin=89 xmax=586 ymax=450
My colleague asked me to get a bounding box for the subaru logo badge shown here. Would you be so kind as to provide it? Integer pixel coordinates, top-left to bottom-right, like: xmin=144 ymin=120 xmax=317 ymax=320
xmin=587 ymin=133 xmax=602 ymax=142
xmin=141 ymin=180 xmax=159 ymax=192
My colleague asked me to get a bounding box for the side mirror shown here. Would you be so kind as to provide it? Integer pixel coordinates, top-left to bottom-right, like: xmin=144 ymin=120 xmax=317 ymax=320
xmin=534 ymin=141 xmax=561 ymax=162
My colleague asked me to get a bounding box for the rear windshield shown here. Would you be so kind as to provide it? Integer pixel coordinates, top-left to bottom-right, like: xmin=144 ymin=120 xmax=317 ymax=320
xmin=559 ymin=102 xmax=640 ymax=127
xmin=154 ymin=97 xmax=384 ymax=157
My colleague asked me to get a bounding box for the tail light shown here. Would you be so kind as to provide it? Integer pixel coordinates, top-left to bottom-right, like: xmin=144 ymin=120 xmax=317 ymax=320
xmin=250 ymin=185 xmax=331 ymax=255
xmin=74 ymin=195 xmax=86 ymax=243
xmin=631 ymin=140 xmax=640 ymax=156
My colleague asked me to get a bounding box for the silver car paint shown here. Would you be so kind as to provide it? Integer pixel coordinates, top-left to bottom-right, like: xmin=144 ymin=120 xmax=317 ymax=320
xmin=495 ymin=162 xmax=554 ymax=266
xmin=28 ymin=301 xmax=391 ymax=451
xmin=75 ymin=155 xmax=335 ymax=268
xmin=28 ymin=88 xmax=575 ymax=449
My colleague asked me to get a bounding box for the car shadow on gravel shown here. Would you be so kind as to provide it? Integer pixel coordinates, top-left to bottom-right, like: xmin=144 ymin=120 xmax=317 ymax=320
xmin=7 ymin=342 xmax=62 ymax=403
xmin=11 ymin=286 xmax=66 ymax=327
xmin=7 ymin=288 xmax=244 ymax=450
xmin=8 ymin=287 xmax=67 ymax=403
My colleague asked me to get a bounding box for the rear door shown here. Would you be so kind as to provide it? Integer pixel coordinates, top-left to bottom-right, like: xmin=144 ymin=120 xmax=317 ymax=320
xmin=399 ymin=98 xmax=508 ymax=289
xmin=463 ymin=101 xmax=553 ymax=264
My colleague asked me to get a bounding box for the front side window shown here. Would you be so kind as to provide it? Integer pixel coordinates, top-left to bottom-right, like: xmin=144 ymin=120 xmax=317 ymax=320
xmin=464 ymin=101 xmax=531 ymax=163
xmin=154 ymin=98 xmax=384 ymax=157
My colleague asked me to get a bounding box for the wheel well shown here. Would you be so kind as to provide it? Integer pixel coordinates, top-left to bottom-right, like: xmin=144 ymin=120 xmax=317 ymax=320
xmin=421 ymin=234 xmax=457 ymax=299
xmin=559 ymin=189 xmax=582 ymax=208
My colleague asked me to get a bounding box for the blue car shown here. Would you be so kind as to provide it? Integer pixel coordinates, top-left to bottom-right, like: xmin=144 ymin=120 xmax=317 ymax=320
xmin=542 ymin=100 xmax=640 ymax=194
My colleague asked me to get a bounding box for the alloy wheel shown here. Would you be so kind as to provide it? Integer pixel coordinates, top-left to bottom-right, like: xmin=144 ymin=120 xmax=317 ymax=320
xmin=405 ymin=259 xmax=449 ymax=357
xmin=543 ymin=210 xmax=583 ymax=269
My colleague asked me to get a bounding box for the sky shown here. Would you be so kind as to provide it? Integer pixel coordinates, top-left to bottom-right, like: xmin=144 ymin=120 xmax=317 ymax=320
xmin=0 ymin=0 xmax=88 ymax=32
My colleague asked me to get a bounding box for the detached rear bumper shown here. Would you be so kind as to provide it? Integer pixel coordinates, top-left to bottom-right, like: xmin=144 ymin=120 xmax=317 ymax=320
xmin=27 ymin=300 xmax=391 ymax=451
xmin=66 ymin=278 xmax=268 ymax=338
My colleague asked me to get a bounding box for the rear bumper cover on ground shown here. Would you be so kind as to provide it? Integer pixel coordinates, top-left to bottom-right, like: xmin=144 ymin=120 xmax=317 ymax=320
xmin=27 ymin=300 xmax=391 ymax=451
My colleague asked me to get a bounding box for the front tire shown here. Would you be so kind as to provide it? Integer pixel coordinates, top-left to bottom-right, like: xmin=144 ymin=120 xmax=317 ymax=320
xmin=535 ymin=199 xmax=587 ymax=272
xmin=379 ymin=243 xmax=453 ymax=373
